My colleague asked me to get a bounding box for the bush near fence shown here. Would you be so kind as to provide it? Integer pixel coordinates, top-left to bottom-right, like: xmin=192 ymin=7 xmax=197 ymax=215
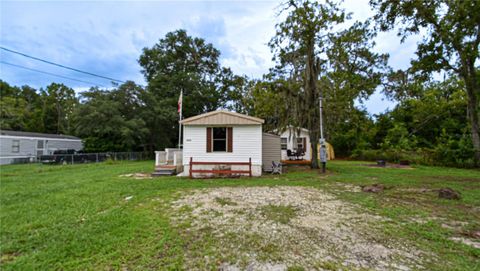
xmin=351 ymin=148 xmax=475 ymax=168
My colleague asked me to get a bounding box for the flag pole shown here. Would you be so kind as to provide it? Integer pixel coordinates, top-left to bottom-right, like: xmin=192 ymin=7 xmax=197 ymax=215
xmin=178 ymin=90 xmax=183 ymax=149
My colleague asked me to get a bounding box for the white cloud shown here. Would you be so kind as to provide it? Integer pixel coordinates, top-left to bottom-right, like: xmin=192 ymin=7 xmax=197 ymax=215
xmin=1 ymin=0 xmax=421 ymax=114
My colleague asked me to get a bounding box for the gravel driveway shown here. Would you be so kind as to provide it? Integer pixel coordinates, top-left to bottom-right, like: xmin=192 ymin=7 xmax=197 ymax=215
xmin=171 ymin=186 xmax=428 ymax=270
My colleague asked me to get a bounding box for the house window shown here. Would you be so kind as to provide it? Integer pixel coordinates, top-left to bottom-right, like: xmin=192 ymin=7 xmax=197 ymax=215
xmin=297 ymin=137 xmax=304 ymax=150
xmin=281 ymin=138 xmax=288 ymax=150
xmin=213 ymin=127 xmax=227 ymax=152
xmin=12 ymin=140 xmax=20 ymax=153
xmin=37 ymin=140 xmax=44 ymax=149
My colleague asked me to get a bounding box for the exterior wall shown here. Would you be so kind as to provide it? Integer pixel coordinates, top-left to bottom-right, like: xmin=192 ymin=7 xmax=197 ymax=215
xmin=280 ymin=128 xmax=311 ymax=161
xmin=0 ymin=136 xmax=83 ymax=165
xmin=182 ymin=125 xmax=262 ymax=176
xmin=262 ymin=133 xmax=281 ymax=172
xmin=0 ymin=137 xmax=36 ymax=158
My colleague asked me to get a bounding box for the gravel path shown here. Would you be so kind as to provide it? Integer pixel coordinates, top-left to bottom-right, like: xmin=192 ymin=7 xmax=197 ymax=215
xmin=171 ymin=186 xmax=427 ymax=270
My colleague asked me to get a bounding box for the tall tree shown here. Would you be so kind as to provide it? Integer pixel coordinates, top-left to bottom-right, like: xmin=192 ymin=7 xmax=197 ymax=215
xmin=41 ymin=83 xmax=77 ymax=134
xmin=269 ymin=0 xmax=346 ymax=169
xmin=0 ymin=80 xmax=43 ymax=132
xmin=322 ymin=20 xmax=388 ymax=149
xmin=370 ymin=0 xmax=480 ymax=165
xmin=73 ymin=81 xmax=148 ymax=152
xmin=139 ymin=29 xmax=233 ymax=150
xmin=0 ymin=81 xmax=27 ymax=130
xmin=269 ymin=0 xmax=387 ymax=167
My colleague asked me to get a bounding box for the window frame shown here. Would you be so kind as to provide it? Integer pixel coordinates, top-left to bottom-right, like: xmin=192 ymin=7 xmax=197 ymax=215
xmin=212 ymin=127 xmax=228 ymax=152
xmin=12 ymin=140 xmax=20 ymax=153
xmin=280 ymin=137 xmax=288 ymax=150
xmin=296 ymin=137 xmax=304 ymax=150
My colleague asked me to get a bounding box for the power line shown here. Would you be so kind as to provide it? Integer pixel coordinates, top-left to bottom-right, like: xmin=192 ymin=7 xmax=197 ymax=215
xmin=0 ymin=61 xmax=106 ymax=87
xmin=0 ymin=46 xmax=125 ymax=83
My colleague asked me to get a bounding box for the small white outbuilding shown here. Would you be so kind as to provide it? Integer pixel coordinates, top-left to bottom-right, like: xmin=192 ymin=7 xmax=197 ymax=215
xmin=279 ymin=126 xmax=335 ymax=162
xmin=180 ymin=110 xmax=266 ymax=177
xmin=279 ymin=127 xmax=312 ymax=161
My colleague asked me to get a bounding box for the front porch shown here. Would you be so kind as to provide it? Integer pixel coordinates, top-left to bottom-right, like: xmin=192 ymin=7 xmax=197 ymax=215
xmin=153 ymin=148 xmax=183 ymax=176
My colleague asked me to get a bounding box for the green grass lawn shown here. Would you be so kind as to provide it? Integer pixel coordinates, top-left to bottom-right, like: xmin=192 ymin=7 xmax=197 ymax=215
xmin=0 ymin=160 xmax=479 ymax=270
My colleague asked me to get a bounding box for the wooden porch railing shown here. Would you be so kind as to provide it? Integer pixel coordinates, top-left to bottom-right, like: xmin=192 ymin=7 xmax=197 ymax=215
xmin=189 ymin=157 xmax=252 ymax=178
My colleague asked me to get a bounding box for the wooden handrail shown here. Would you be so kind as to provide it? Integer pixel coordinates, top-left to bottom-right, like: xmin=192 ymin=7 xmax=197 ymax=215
xmin=189 ymin=157 xmax=252 ymax=178
xmin=190 ymin=161 xmax=251 ymax=165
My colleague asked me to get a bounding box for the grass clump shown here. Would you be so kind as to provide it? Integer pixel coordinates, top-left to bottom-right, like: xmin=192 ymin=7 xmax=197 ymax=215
xmin=215 ymin=197 xmax=237 ymax=206
xmin=260 ymin=204 xmax=297 ymax=224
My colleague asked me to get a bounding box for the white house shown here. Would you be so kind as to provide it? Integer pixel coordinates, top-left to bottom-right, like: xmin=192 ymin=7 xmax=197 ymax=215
xmin=279 ymin=127 xmax=335 ymax=162
xmin=180 ymin=110 xmax=265 ymax=177
xmin=279 ymin=127 xmax=312 ymax=161
xmin=0 ymin=130 xmax=83 ymax=165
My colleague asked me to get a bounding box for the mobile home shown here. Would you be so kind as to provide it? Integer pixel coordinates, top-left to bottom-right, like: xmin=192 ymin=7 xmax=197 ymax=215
xmin=0 ymin=130 xmax=83 ymax=165
xmin=180 ymin=110 xmax=280 ymax=177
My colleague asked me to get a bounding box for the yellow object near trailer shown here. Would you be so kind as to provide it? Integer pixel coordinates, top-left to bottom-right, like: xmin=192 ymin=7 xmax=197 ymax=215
xmin=316 ymin=142 xmax=335 ymax=160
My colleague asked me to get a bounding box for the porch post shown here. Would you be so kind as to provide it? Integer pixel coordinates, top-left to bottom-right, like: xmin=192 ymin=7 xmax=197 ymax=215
xmin=189 ymin=157 xmax=193 ymax=178
xmin=249 ymin=157 xmax=252 ymax=177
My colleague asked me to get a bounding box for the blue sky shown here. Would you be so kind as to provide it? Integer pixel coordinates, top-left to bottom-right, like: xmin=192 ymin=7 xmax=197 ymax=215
xmin=0 ymin=0 xmax=421 ymax=115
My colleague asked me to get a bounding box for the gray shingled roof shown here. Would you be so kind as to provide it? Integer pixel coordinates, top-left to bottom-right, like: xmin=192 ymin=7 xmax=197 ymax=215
xmin=0 ymin=130 xmax=81 ymax=140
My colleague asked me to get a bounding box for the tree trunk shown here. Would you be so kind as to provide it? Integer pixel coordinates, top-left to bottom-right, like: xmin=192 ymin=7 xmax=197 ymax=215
xmin=310 ymin=133 xmax=319 ymax=168
xmin=305 ymin=38 xmax=320 ymax=169
xmin=463 ymin=68 xmax=480 ymax=167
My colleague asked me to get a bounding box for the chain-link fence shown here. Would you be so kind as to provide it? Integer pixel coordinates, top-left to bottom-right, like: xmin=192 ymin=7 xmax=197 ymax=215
xmin=3 ymin=152 xmax=151 ymax=165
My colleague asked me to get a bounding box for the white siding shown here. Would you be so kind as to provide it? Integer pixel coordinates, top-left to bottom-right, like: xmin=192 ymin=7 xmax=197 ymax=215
xmin=0 ymin=137 xmax=37 ymax=158
xmin=183 ymin=125 xmax=262 ymax=166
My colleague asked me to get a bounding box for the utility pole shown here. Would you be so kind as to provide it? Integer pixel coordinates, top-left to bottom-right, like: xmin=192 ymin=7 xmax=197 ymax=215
xmin=319 ymin=92 xmax=327 ymax=173
xmin=319 ymin=93 xmax=324 ymax=143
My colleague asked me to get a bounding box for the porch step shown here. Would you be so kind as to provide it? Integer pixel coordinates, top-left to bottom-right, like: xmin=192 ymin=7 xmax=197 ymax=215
xmin=151 ymin=170 xmax=175 ymax=176
xmin=152 ymin=165 xmax=176 ymax=176
xmin=155 ymin=165 xmax=176 ymax=170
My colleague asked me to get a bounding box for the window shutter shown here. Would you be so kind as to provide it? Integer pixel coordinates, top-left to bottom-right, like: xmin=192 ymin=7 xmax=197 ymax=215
xmin=206 ymin=127 xmax=212 ymax=152
xmin=227 ymin=127 xmax=233 ymax=152
xmin=303 ymin=138 xmax=307 ymax=150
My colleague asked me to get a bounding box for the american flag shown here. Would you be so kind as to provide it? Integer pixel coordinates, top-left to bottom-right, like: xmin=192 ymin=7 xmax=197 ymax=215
xmin=178 ymin=90 xmax=183 ymax=113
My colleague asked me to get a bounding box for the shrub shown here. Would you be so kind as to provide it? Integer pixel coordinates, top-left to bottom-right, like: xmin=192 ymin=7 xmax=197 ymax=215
xmin=351 ymin=147 xmax=475 ymax=168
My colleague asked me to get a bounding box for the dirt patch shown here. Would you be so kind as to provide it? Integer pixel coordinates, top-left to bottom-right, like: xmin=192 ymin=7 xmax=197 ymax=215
xmin=448 ymin=237 xmax=480 ymax=249
xmin=440 ymin=221 xmax=469 ymax=231
xmin=1 ymin=252 xmax=20 ymax=264
xmin=329 ymin=183 xmax=362 ymax=193
xmin=171 ymin=186 xmax=428 ymax=270
xmin=438 ymin=188 xmax=461 ymax=200
xmin=362 ymin=184 xmax=385 ymax=193
xmin=119 ymin=173 xmax=152 ymax=179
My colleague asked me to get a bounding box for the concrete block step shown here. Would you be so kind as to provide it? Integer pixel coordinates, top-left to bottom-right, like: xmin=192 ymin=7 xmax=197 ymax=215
xmin=152 ymin=168 xmax=176 ymax=176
